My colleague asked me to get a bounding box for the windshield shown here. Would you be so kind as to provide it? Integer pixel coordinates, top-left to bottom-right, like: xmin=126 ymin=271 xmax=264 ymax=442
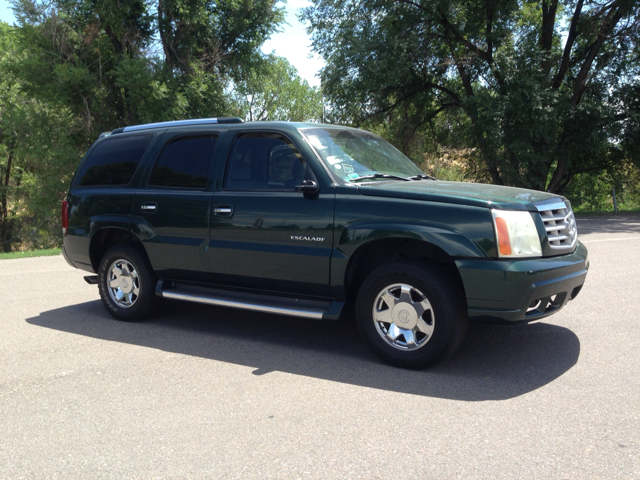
xmin=300 ymin=127 xmax=424 ymax=183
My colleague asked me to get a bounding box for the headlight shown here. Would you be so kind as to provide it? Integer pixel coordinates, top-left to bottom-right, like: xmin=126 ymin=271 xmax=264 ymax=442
xmin=491 ymin=210 xmax=542 ymax=258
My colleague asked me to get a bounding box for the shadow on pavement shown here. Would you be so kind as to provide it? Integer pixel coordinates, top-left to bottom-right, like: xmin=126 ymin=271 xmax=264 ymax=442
xmin=27 ymin=299 xmax=580 ymax=401
xmin=576 ymin=213 xmax=640 ymax=235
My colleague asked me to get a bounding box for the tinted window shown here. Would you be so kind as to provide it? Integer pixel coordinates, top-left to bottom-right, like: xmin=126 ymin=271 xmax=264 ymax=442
xmin=75 ymin=134 xmax=153 ymax=186
xmin=224 ymin=133 xmax=307 ymax=190
xmin=148 ymin=136 xmax=217 ymax=189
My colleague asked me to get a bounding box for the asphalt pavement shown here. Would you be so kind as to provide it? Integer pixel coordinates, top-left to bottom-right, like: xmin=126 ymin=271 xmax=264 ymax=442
xmin=1 ymin=214 xmax=639 ymax=479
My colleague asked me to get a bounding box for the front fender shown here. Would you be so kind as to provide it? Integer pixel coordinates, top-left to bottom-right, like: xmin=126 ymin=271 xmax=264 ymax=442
xmin=330 ymin=219 xmax=494 ymax=300
xmin=337 ymin=220 xmax=488 ymax=258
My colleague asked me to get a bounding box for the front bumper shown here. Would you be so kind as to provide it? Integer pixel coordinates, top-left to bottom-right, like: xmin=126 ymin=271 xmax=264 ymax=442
xmin=456 ymin=241 xmax=589 ymax=324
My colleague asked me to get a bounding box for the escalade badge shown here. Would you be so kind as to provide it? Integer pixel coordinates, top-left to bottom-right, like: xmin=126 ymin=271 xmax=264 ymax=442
xmin=291 ymin=235 xmax=325 ymax=242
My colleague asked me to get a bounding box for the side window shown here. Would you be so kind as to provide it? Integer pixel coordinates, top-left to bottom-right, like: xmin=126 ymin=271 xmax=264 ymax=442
xmin=223 ymin=133 xmax=308 ymax=191
xmin=75 ymin=134 xmax=153 ymax=187
xmin=148 ymin=136 xmax=217 ymax=189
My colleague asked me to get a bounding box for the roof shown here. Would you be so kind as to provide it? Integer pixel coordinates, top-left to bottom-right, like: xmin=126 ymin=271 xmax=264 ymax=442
xmin=100 ymin=119 xmax=349 ymax=138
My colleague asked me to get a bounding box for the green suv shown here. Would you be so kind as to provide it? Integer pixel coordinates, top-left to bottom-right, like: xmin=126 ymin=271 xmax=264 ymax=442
xmin=62 ymin=118 xmax=589 ymax=368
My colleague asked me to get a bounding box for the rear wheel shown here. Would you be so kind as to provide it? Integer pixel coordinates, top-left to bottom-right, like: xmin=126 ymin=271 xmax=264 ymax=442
xmin=98 ymin=244 xmax=159 ymax=322
xmin=356 ymin=260 xmax=467 ymax=368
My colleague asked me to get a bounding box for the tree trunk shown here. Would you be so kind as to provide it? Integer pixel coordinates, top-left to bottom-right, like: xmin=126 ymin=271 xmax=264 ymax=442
xmin=547 ymin=2 xmax=628 ymax=193
xmin=540 ymin=0 xmax=559 ymax=74
xmin=1 ymin=150 xmax=13 ymax=253
xmin=451 ymin=49 xmax=503 ymax=185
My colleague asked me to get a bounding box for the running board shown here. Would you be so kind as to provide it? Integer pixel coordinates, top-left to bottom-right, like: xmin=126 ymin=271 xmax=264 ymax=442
xmin=156 ymin=281 xmax=344 ymax=321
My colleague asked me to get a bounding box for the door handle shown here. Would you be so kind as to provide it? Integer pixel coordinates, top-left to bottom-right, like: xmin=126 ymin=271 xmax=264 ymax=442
xmin=141 ymin=202 xmax=157 ymax=212
xmin=214 ymin=205 xmax=233 ymax=216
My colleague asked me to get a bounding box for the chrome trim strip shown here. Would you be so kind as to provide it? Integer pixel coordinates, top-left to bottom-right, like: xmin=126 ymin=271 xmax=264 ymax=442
xmin=123 ymin=118 xmax=220 ymax=132
xmin=535 ymin=201 xmax=567 ymax=213
xmin=549 ymin=238 xmax=577 ymax=250
xmin=542 ymin=214 xmax=569 ymax=222
xmin=161 ymin=291 xmax=325 ymax=319
xmin=548 ymin=234 xmax=571 ymax=242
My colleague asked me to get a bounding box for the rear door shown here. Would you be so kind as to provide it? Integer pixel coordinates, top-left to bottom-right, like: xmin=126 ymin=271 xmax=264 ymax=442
xmin=208 ymin=131 xmax=335 ymax=297
xmin=66 ymin=133 xmax=154 ymax=271
xmin=135 ymin=132 xmax=218 ymax=283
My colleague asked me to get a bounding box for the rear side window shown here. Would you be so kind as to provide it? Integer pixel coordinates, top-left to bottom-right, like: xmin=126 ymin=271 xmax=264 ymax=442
xmin=224 ymin=133 xmax=307 ymax=191
xmin=75 ymin=134 xmax=153 ymax=187
xmin=148 ymin=136 xmax=217 ymax=189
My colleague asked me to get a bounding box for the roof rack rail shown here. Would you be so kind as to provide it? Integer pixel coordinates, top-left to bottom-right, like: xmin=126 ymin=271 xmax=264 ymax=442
xmin=111 ymin=117 xmax=244 ymax=135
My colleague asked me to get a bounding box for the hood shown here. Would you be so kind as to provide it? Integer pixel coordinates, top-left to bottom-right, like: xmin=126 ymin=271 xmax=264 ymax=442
xmin=357 ymin=180 xmax=564 ymax=211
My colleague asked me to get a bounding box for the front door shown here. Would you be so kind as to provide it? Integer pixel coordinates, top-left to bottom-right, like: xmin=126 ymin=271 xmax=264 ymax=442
xmin=209 ymin=132 xmax=334 ymax=297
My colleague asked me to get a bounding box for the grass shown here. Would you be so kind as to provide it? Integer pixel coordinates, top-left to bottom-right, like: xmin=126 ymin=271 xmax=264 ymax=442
xmin=0 ymin=248 xmax=62 ymax=260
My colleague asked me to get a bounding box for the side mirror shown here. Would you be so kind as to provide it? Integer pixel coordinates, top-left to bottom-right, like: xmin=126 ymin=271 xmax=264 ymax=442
xmin=295 ymin=180 xmax=320 ymax=195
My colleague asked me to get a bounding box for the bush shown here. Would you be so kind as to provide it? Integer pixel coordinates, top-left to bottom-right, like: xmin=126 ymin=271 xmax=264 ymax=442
xmin=564 ymin=162 xmax=640 ymax=213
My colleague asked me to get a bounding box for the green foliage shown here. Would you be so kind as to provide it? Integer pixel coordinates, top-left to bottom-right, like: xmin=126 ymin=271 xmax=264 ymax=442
xmin=303 ymin=0 xmax=640 ymax=193
xmin=0 ymin=0 xmax=289 ymax=251
xmin=1 ymin=21 xmax=82 ymax=252
xmin=232 ymin=54 xmax=323 ymax=122
xmin=158 ymin=0 xmax=284 ymax=75
xmin=565 ymin=162 xmax=640 ymax=212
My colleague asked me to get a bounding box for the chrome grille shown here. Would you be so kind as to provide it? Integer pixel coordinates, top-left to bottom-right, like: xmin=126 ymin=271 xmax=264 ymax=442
xmin=536 ymin=201 xmax=578 ymax=250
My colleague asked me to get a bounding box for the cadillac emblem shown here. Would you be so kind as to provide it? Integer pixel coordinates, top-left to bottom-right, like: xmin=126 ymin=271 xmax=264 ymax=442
xmin=565 ymin=214 xmax=576 ymax=238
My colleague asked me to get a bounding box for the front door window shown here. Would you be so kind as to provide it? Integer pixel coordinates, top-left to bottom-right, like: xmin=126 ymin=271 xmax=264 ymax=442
xmin=223 ymin=132 xmax=314 ymax=191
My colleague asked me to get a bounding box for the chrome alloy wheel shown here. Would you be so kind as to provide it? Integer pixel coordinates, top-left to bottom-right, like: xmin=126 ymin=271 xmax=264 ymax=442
xmin=372 ymin=283 xmax=435 ymax=351
xmin=107 ymin=259 xmax=140 ymax=308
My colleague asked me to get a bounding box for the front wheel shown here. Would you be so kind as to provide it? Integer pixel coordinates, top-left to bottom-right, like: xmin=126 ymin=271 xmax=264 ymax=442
xmin=356 ymin=260 xmax=467 ymax=368
xmin=98 ymin=244 xmax=159 ymax=322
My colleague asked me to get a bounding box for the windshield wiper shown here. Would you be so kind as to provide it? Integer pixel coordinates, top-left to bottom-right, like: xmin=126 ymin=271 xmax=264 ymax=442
xmin=350 ymin=173 xmax=411 ymax=182
xmin=409 ymin=174 xmax=437 ymax=180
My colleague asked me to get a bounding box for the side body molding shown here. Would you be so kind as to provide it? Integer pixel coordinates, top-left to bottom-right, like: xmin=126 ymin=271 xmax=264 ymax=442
xmin=130 ymin=217 xmax=157 ymax=241
xmin=338 ymin=221 xmax=488 ymax=257
xmin=89 ymin=215 xmax=132 ymax=237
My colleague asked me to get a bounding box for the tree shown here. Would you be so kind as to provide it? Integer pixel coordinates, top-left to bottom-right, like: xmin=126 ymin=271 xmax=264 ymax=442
xmin=11 ymin=0 xmax=285 ymax=133
xmin=158 ymin=0 xmax=284 ymax=75
xmin=0 ymin=0 xmax=285 ymax=251
xmin=0 ymin=22 xmax=20 ymax=252
xmin=0 ymin=21 xmax=80 ymax=252
xmin=232 ymin=54 xmax=323 ymax=122
xmin=303 ymin=0 xmax=640 ymax=192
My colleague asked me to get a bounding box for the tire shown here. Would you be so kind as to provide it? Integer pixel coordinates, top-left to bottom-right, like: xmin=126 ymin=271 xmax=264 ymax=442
xmin=355 ymin=260 xmax=468 ymax=369
xmin=98 ymin=243 xmax=159 ymax=322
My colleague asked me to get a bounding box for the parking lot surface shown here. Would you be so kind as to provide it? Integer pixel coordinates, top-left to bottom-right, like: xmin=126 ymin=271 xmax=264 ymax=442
xmin=1 ymin=214 xmax=639 ymax=479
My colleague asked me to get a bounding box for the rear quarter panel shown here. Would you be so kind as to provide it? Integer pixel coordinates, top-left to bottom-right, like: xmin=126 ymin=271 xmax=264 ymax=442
xmin=64 ymin=188 xmax=135 ymax=271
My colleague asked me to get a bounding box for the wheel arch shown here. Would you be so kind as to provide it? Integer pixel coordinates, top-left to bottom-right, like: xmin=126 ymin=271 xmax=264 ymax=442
xmin=89 ymin=227 xmax=145 ymax=272
xmin=342 ymin=236 xmax=468 ymax=305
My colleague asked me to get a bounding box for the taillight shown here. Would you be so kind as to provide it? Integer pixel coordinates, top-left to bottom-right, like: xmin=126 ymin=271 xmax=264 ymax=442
xmin=62 ymin=200 xmax=69 ymax=235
